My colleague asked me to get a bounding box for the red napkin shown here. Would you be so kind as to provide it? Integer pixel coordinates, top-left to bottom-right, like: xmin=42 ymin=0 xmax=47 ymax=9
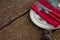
xmin=31 ymin=4 xmax=60 ymax=27
xmin=39 ymin=0 xmax=60 ymax=18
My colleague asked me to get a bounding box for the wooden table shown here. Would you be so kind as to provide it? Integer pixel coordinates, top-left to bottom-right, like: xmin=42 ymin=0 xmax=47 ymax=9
xmin=0 ymin=0 xmax=60 ymax=40
xmin=0 ymin=0 xmax=43 ymax=40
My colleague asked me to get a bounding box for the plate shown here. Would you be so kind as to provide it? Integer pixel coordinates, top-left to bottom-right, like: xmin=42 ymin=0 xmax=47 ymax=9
xmin=30 ymin=9 xmax=60 ymax=30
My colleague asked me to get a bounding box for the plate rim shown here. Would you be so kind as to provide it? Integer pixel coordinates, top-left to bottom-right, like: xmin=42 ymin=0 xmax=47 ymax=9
xmin=30 ymin=9 xmax=60 ymax=30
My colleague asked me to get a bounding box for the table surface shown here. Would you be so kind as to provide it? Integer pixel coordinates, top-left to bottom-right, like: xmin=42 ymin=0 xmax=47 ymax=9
xmin=0 ymin=0 xmax=44 ymax=40
xmin=0 ymin=0 xmax=60 ymax=40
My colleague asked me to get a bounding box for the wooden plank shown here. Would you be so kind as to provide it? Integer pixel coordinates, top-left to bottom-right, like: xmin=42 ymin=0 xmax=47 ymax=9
xmin=0 ymin=13 xmax=43 ymax=40
xmin=0 ymin=0 xmax=17 ymax=11
xmin=51 ymin=29 xmax=60 ymax=40
xmin=0 ymin=0 xmax=38 ymax=29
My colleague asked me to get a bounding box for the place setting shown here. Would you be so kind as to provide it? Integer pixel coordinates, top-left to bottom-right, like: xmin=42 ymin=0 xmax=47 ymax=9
xmin=30 ymin=0 xmax=60 ymax=40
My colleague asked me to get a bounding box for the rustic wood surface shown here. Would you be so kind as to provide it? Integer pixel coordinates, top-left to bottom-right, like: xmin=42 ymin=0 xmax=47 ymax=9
xmin=0 ymin=13 xmax=43 ymax=40
xmin=0 ymin=0 xmax=38 ymax=29
xmin=0 ymin=0 xmax=60 ymax=40
xmin=51 ymin=29 xmax=60 ymax=40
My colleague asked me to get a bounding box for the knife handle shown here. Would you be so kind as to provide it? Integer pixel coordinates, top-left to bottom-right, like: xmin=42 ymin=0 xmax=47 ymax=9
xmin=31 ymin=5 xmax=59 ymax=27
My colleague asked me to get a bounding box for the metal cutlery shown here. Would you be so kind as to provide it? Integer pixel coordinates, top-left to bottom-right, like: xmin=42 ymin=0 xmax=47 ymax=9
xmin=37 ymin=2 xmax=60 ymax=24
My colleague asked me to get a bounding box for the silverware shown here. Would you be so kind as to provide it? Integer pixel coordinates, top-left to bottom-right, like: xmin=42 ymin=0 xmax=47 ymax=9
xmin=37 ymin=2 xmax=52 ymax=12
xmin=37 ymin=2 xmax=60 ymax=19
xmin=36 ymin=3 xmax=49 ymax=14
xmin=37 ymin=2 xmax=60 ymax=24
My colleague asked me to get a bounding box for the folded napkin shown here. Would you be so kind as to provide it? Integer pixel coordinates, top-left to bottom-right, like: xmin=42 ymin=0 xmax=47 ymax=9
xmin=31 ymin=4 xmax=60 ymax=27
xmin=40 ymin=0 xmax=60 ymax=18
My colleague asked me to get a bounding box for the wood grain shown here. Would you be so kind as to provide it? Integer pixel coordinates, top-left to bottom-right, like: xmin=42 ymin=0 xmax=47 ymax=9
xmin=0 ymin=0 xmax=38 ymax=29
xmin=51 ymin=29 xmax=60 ymax=40
xmin=0 ymin=13 xmax=43 ymax=40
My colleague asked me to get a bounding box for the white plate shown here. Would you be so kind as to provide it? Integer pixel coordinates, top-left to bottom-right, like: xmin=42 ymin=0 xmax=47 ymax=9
xmin=30 ymin=9 xmax=60 ymax=30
